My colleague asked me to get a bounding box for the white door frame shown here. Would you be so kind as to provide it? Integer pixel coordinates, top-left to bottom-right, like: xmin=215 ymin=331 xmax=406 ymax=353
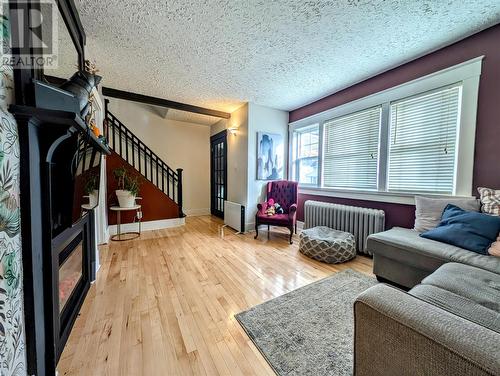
xmin=91 ymin=88 xmax=109 ymax=276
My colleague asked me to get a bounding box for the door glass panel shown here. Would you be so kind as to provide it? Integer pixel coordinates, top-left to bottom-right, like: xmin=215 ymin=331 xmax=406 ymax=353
xmin=210 ymin=132 xmax=227 ymax=218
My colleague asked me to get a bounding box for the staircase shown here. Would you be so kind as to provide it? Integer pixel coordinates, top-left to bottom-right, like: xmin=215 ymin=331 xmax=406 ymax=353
xmin=104 ymin=100 xmax=184 ymax=218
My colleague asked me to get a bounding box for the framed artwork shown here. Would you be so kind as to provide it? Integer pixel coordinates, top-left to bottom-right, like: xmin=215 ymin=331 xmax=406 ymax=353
xmin=257 ymin=132 xmax=284 ymax=180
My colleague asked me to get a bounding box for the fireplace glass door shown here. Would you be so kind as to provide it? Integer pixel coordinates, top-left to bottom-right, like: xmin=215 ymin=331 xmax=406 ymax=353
xmin=53 ymin=218 xmax=92 ymax=362
xmin=58 ymin=239 xmax=83 ymax=313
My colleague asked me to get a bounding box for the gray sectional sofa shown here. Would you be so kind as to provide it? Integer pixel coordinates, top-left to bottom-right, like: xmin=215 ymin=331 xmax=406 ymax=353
xmin=367 ymin=226 xmax=500 ymax=288
xmin=353 ymin=228 xmax=500 ymax=375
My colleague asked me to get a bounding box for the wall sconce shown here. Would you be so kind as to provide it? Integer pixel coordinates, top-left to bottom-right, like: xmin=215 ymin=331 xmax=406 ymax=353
xmin=228 ymin=126 xmax=238 ymax=135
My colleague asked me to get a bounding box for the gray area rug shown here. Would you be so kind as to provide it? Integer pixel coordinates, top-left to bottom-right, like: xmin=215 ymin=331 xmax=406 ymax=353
xmin=235 ymin=269 xmax=377 ymax=376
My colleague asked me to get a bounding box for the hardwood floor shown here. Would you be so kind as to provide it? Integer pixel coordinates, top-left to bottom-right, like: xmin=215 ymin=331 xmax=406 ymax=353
xmin=58 ymin=216 xmax=373 ymax=375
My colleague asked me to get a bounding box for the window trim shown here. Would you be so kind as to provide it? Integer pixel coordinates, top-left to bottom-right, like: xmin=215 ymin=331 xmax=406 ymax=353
xmin=290 ymin=124 xmax=320 ymax=186
xmin=289 ymin=56 xmax=483 ymax=203
xmin=298 ymin=186 xmax=475 ymax=205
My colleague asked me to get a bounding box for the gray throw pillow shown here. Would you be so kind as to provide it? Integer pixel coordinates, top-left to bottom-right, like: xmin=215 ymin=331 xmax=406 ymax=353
xmin=414 ymin=196 xmax=480 ymax=232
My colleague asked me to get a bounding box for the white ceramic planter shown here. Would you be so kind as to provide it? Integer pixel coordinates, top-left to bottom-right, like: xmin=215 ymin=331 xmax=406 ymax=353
xmin=116 ymin=189 xmax=136 ymax=208
xmin=88 ymin=189 xmax=99 ymax=207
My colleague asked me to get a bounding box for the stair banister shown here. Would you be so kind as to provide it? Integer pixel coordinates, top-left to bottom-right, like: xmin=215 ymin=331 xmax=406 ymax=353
xmin=104 ymin=104 xmax=184 ymax=218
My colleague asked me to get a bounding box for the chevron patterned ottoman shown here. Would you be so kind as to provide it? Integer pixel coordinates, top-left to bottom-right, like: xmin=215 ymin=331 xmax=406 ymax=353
xmin=299 ymin=226 xmax=356 ymax=264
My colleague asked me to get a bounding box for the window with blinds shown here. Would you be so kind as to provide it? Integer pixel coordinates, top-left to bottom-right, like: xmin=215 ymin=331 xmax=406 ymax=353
xmin=289 ymin=59 xmax=480 ymax=198
xmin=292 ymin=125 xmax=319 ymax=185
xmin=323 ymin=106 xmax=381 ymax=190
xmin=387 ymin=85 xmax=461 ymax=194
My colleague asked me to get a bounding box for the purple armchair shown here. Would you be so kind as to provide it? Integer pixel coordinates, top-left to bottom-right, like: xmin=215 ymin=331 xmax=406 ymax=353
xmin=254 ymin=181 xmax=299 ymax=244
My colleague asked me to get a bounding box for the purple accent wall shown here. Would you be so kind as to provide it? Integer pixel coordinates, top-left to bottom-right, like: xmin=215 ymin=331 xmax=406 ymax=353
xmin=290 ymin=24 xmax=500 ymax=229
xmin=298 ymin=194 xmax=415 ymax=230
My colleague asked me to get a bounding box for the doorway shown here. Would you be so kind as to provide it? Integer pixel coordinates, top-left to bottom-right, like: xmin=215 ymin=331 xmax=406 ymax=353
xmin=210 ymin=130 xmax=227 ymax=218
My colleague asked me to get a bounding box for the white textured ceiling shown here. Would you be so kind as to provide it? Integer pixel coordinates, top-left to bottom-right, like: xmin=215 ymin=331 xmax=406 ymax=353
xmin=75 ymin=0 xmax=500 ymax=113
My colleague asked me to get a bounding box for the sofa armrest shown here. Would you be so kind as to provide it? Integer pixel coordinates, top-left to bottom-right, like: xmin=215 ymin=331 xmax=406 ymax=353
xmin=288 ymin=204 xmax=297 ymax=218
xmin=354 ymin=284 xmax=500 ymax=376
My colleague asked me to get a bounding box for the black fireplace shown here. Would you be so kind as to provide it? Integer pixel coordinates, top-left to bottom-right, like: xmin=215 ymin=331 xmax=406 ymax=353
xmin=46 ymin=128 xmax=103 ymax=360
xmin=11 ymin=104 xmax=109 ymax=375
xmin=8 ymin=1 xmax=107 ymax=374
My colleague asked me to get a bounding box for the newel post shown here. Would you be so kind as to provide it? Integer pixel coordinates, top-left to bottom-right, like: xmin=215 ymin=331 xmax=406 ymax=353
xmin=176 ymin=168 xmax=185 ymax=218
xmin=104 ymin=98 xmax=110 ymax=139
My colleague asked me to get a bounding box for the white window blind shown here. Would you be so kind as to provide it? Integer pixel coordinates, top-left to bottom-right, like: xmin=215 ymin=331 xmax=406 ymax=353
xmin=323 ymin=106 xmax=381 ymax=190
xmin=387 ymin=85 xmax=461 ymax=195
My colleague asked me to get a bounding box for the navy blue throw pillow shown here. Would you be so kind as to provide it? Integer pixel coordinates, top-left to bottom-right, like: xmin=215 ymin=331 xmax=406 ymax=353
xmin=420 ymin=204 xmax=500 ymax=255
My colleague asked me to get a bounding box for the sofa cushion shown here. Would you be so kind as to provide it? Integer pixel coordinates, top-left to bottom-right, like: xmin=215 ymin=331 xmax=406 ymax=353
xmin=410 ymin=263 xmax=500 ymax=333
xmin=410 ymin=284 xmax=500 ymax=334
xmin=489 ymin=237 xmax=500 ymax=257
xmin=420 ymin=263 xmax=500 ymax=311
xmin=478 ymin=187 xmax=500 ymax=216
xmin=420 ymin=204 xmax=500 ymax=254
xmin=367 ymin=227 xmax=500 ymax=275
xmin=414 ymin=195 xmax=479 ymax=232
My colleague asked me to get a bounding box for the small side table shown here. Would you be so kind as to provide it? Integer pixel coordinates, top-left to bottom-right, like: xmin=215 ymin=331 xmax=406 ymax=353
xmin=110 ymin=205 xmax=142 ymax=241
xmin=81 ymin=204 xmax=93 ymax=213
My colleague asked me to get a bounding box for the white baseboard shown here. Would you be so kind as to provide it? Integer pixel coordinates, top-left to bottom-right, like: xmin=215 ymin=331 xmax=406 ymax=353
xmin=245 ymin=222 xmax=255 ymax=233
xmin=185 ymin=208 xmax=210 ymax=216
xmin=98 ymin=229 xmax=110 ymax=245
xmin=108 ymin=217 xmax=185 ymax=236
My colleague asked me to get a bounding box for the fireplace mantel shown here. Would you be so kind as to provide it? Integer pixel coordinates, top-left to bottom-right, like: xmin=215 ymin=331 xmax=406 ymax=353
xmin=10 ymin=105 xmax=111 ymax=156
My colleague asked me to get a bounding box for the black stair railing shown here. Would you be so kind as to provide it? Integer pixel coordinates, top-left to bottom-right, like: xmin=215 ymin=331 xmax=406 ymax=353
xmin=104 ymin=100 xmax=184 ymax=218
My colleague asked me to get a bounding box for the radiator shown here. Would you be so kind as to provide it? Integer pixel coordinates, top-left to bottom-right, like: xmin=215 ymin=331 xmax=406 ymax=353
xmin=224 ymin=201 xmax=245 ymax=233
xmin=304 ymin=200 xmax=385 ymax=255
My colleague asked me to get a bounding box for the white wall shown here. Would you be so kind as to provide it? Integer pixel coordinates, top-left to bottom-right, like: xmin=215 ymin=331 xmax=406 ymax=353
xmin=210 ymin=102 xmax=289 ymax=231
xmin=108 ymin=99 xmax=211 ymax=216
xmin=211 ymin=103 xmax=249 ymax=208
xmin=246 ymin=103 xmax=289 ymax=230
xmin=112 ymin=99 xmax=289 ymax=225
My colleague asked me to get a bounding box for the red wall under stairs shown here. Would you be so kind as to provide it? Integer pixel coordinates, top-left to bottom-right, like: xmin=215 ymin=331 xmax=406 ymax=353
xmin=106 ymin=151 xmax=180 ymax=225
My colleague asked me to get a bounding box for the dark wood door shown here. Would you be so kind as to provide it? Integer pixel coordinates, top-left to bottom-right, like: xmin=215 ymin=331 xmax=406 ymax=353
xmin=210 ymin=130 xmax=227 ymax=218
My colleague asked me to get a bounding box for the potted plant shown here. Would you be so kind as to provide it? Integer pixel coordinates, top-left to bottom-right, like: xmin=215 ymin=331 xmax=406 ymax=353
xmin=113 ymin=166 xmax=141 ymax=208
xmin=84 ymin=173 xmax=99 ymax=207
